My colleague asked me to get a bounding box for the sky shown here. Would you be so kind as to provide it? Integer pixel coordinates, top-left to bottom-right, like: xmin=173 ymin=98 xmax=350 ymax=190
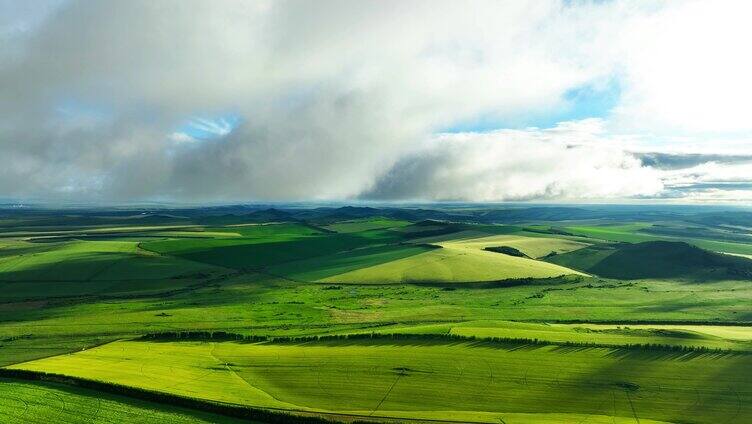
xmin=1 ymin=0 xmax=752 ymax=204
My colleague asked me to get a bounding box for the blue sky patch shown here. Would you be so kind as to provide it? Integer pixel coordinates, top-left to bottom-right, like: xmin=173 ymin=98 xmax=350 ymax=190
xmin=173 ymin=114 xmax=241 ymax=141
xmin=440 ymin=79 xmax=621 ymax=133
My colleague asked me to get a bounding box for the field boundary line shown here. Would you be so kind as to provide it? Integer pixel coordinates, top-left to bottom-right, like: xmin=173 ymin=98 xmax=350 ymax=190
xmin=207 ymin=342 xmax=298 ymax=409
xmin=1 ymin=338 xmax=125 ymax=368
xmin=624 ymin=390 xmax=640 ymax=424
xmin=369 ymin=374 xmax=401 ymax=416
xmin=137 ymin=330 xmax=752 ymax=356
xmin=0 ymin=368 xmax=499 ymax=424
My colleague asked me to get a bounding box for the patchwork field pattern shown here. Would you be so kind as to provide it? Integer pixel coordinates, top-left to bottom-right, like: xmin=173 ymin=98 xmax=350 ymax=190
xmin=10 ymin=339 xmax=751 ymax=424
xmin=2 ymin=209 xmax=752 ymax=424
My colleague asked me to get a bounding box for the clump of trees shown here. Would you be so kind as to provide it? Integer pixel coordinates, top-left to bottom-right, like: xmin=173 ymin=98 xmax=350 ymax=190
xmin=483 ymin=246 xmax=529 ymax=258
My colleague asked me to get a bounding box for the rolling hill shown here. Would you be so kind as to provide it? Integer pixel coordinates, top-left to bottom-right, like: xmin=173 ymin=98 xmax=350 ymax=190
xmin=321 ymin=235 xmax=585 ymax=284
xmin=547 ymin=240 xmax=752 ymax=280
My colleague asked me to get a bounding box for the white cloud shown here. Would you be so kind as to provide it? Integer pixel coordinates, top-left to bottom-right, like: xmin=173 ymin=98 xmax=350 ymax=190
xmin=0 ymin=1 xmax=750 ymax=202
xmin=612 ymin=0 xmax=752 ymax=134
xmin=366 ymin=121 xmax=665 ymax=201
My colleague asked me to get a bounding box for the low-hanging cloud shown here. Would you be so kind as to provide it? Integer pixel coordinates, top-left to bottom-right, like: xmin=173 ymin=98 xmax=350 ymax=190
xmin=363 ymin=123 xmax=665 ymax=201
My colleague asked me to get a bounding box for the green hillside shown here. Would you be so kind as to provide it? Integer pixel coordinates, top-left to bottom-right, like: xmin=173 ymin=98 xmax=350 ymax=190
xmin=2 ymin=206 xmax=752 ymax=424
xmin=322 ymin=235 xmax=585 ymax=284
xmin=10 ymin=339 xmax=750 ymax=424
xmin=548 ymin=240 xmax=752 ymax=280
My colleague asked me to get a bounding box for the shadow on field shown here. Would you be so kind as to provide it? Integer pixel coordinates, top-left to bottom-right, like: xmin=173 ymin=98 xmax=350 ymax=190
xmin=602 ymin=348 xmax=745 ymax=361
xmin=412 ymin=275 xmax=577 ymax=290
xmin=0 ymin=377 xmax=244 ymax=423
xmin=546 ymin=344 xmax=745 ymax=361
xmin=283 ymin=337 xmax=471 ymax=349
xmin=281 ymin=337 xmax=553 ymax=353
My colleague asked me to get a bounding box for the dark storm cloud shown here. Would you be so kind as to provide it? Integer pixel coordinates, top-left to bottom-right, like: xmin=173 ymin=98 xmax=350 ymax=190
xmin=635 ymin=152 xmax=752 ymax=170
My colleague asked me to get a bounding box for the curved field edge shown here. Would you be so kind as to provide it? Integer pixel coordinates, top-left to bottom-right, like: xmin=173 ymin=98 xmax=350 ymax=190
xmin=0 ymin=374 xmax=672 ymax=424
xmin=331 ymin=321 xmax=752 ymax=352
xmin=0 ymin=369 xmax=606 ymax=424
xmin=0 ymin=369 xmax=374 ymax=424
xmin=0 ymin=377 xmax=250 ymax=424
xmin=8 ymin=339 xmax=751 ymax=424
xmin=133 ymin=330 xmax=752 ymax=354
xmin=320 ymin=245 xmax=585 ymax=284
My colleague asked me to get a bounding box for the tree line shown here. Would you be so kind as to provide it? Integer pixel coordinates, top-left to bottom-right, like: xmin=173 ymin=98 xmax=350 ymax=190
xmin=138 ymin=330 xmax=744 ymax=355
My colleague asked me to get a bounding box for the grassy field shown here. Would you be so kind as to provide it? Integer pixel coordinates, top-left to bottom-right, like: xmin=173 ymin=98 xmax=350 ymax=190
xmin=565 ymin=223 xmax=752 ymax=256
xmin=545 ymin=240 xmax=752 ymax=280
xmin=1 ymin=211 xmax=752 ymax=423
xmin=440 ymin=234 xmax=590 ymax=258
xmin=267 ymin=243 xmax=431 ymax=282
xmin=368 ymin=320 xmax=752 ymax=351
xmin=321 ymin=235 xmax=584 ymax=284
xmin=0 ymin=379 xmax=249 ymax=424
xmin=2 ymin=276 xmax=751 ymax=360
xmin=10 ymin=339 xmax=751 ymax=424
xmin=0 ymin=240 xmax=227 ymax=300
xmin=323 ymin=218 xmax=411 ymax=233
xmin=0 ymin=240 xmax=219 ymax=282
xmin=138 ymin=223 xmax=424 ymax=272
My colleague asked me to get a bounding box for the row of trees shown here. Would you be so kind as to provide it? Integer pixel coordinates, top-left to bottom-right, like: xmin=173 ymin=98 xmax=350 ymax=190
xmin=139 ymin=330 xmax=743 ymax=355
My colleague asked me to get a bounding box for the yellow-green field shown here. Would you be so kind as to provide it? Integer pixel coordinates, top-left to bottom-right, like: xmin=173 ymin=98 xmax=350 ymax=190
xmin=322 ymin=235 xmax=585 ymax=283
xmin=9 ymin=339 xmax=750 ymax=424
xmin=3 ymin=210 xmax=752 ymax=423
xmin=440 ymin=234 xmax=590 ymax=258
xmin=375 ymin=320 xmax=752 ymax=351
xmin=0 ymin=379 xmax=247 ymax=424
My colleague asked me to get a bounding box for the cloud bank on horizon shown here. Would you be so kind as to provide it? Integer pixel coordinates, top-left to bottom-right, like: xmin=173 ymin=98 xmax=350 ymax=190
xmin=1 ymin=0 xmax=751 ymax=203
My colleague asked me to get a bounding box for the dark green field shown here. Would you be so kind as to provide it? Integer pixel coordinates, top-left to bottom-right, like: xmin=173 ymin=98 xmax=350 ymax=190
xmin=1 ymin=205 xmax=751 ymax=423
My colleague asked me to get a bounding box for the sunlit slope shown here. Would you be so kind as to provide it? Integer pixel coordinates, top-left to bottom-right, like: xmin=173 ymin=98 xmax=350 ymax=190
xmin=444 ymin=234 xmax=589 ymax=258
xmin=321 ymin=236 xmax=585 ymax=283
xmin=9 ymin=341 xmax=297 ymax=410
xmin=10 ymin=340 xmax=749 ymax=424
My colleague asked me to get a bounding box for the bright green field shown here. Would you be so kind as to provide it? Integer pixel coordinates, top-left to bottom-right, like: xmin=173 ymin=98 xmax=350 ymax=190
xmin=3 ymin=211 xmax=752 ymax=423
xmin=0 ymin=379 xmax=248 ymax=424
xmin=564 ymin=224 xmax=657 ymax=243
xmin=0 ymin=240 xmax=218 ymax=282
xmin=266 ymin=243 xmax=431 ymax=281
xmin=0 ymin=240 xmax=226 ymax=300
xmin=324 ymin=218 xmax=411 ymax=233
xmin=322 ymin=236 xmax=584 ymax=283
xmin=371 ymin=320 xmax=752 ymax=351
xmin=566 ymin=224 xmax=752 ymax=255
xmin=11 ymin=339 xmax=750 ymax=424
xmin=141 ymin=223 xmax=396 ymax=270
